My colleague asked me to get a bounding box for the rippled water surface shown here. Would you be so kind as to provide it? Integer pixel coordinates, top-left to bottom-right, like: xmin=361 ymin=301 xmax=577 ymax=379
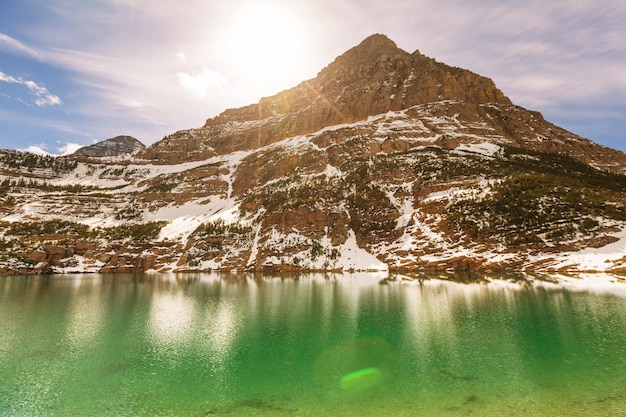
xmin=1 ymin=273 xmax=625 ymax=416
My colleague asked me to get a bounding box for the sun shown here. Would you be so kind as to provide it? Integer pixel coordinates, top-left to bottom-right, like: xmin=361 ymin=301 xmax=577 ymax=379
xmin=226 ymin=3 xmax=309 ymax=85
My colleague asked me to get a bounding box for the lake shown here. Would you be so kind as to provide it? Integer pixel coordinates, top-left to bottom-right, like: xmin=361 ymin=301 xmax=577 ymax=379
xmin=1 ymin=273 xmax=625 ymax=416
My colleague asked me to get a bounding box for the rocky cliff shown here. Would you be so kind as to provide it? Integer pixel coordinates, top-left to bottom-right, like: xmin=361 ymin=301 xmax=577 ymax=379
xmin=1 ymin=34 xmax=626 ymax=275
xmin=138 ymin=34 xmax=626 ymax=173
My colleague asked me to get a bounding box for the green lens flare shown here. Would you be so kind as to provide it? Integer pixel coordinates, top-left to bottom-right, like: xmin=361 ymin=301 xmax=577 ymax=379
xmin=340 ymin=367 xmax=382 ymax=393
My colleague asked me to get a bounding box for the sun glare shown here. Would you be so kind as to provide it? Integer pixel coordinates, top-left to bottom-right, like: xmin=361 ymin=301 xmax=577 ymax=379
xmin=226 ymin=3 xmax=308 ymax=84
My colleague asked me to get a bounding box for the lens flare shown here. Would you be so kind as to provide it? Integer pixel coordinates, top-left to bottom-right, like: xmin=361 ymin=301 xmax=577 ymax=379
xmin=340 ymin=367 xmax=382 ymax=393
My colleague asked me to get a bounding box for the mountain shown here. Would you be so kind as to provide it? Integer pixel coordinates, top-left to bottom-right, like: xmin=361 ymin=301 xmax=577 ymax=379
xmin=139 ymin=34 xmax=626 ymax=172
xmin=73 ymin=135 xmax=145 ymax=157
xmin=1 ymin=34 xmax=625 ymax=276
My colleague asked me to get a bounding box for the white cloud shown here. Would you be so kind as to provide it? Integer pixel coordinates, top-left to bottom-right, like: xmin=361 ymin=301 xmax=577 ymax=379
xmin=0 ymin=70 xmax=62 ymax=107
xmin=176 ymin=68 xmax=229 ymax=98
xmin=57 ymin=142 xmax=82 ymax=155
xmin=0 ymin=71 xmax=20 ymax=84
xmin=0 ymin=32 xmax=42 ymax=59
xmin=18 ymin=144 xmax=50 ymax=155
xmin=22 ymin=80 xmax=63 ymax=106
xmin=43 ymin=46 xmax=234 ymax=143
xmin=17 ymin=142 xmax=83 ymax=156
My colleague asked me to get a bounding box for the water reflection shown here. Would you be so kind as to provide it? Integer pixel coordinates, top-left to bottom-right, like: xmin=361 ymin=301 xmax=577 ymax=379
xmin=0 ymin=273 xmax=625 ymax=416
xmin=148 ymin=289 xmax=193 ymax=346
xmin=202 ymin=299 xmax=239 ymax=363
xmin=65 ymin=277 xmax=105 ymax=353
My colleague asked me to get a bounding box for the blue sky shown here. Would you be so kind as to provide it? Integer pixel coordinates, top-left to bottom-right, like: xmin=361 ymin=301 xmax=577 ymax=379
xmin=1 ymin=0 xmax=625 ymax=155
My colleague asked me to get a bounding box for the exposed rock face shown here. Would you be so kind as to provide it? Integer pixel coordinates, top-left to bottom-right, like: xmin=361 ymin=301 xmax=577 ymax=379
xmin=139 ymin=34 xmax=511 ymax=161
xmin=1 ymin=34 xmax=626 ymax=275
xmin=73 ymin=135 xmax=145 ymax=157
xmin=137 ymin=35 xmax=626 ymax=173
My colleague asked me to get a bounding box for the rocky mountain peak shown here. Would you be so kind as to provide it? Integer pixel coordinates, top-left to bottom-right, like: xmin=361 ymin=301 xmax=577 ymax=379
xmin=139 ymin=34 xmax=512 ymax=162
xmin=322 ymin=33 xmax=407 ymax=70
xmin=356 ymin=33 xmax=399 ymax=51
xmin=314 ymin=34 xmax=411 ymax=90
xmin=313 ymin=33 xmax=511 ymax=111
xmin=73 ymin=135 xmax=145 ymax=158
xmin=136 ymin=34 xmax=624 ymax=175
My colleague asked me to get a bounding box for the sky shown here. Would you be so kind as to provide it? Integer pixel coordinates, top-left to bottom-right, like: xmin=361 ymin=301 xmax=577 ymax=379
xmin=0 ymin=0 xmax=625 ymax=156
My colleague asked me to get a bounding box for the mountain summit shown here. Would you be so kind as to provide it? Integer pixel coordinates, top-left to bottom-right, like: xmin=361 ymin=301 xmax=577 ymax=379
xmin=1 ymin=34 xmax=626 ymax=275
xmin=73 ymin=135 xmax=145 ymax=157
xmin=140 ymin=33 xmax=511 ymax=162
xmin=315 ymin=33 xmax=510 ymax=108
xmin=139 ymin=34 xmax=625 ymax=172
xmin=140 ymin=34 xmax=512 ymax=161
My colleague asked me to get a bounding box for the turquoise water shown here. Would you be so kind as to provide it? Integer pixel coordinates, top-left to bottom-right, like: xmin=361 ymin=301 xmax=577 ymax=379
xmin=0 ymin=273 xmax=625 ymax=416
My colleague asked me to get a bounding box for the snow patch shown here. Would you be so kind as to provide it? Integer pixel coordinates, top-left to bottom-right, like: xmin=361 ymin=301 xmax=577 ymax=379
xmin=336 ymin=231 xmax=388 ymax=271
xmin=453 ymin=142 xmax=502 ymax=157
xmin=534 ymin=225 xmax=626 ymax=272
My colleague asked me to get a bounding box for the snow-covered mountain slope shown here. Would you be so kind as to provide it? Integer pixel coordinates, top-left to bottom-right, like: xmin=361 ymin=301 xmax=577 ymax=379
xmin=1 ymin=34 xmax=625 ymax=275
xmin=1 ymin=106 xmax=625 ymax=275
